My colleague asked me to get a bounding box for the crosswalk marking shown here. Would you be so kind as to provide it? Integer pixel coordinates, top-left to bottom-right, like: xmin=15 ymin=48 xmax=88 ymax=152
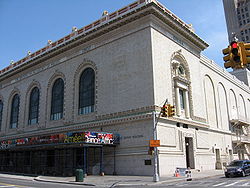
xmin=0 ymin=183 xmax=27 ymax=187
xmin=242 ymin=182 xmax=250 ymax=186
xmin=223 ymin=181 xmax=239 ymax=187
xmin=167 ymin=180 xmax=250 ymax=187
xmin=213 ymin=182 xmax=227 ymax=187
xmin=0 ymin=184 xmax=16 ymax=187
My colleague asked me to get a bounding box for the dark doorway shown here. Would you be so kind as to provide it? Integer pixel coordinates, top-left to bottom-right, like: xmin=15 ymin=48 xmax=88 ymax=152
xmin=185 ymin=137 xmax=195 ymax=169
xmin=88 ymin=147 xmax=101 ymax=175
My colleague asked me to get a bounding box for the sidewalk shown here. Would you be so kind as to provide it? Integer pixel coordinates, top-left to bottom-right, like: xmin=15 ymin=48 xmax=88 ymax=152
xmin=0 ymin=169 xmax=225 ymax=187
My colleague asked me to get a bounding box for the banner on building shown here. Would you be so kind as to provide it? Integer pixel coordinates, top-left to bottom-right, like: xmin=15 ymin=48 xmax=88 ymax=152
xmin=0 ymin=131 xmax=118 ymax=150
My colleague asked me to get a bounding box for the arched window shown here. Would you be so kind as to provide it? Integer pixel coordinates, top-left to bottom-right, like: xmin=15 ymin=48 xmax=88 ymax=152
xmin=0 ymin=100 xmax=3 ymax=129
xmin=10 ymin=94 xmax=20 ymax=128
xmin=79 ymin=68 xmax=95 ymax=114
xmin=28 ymin=87 xmax=40 ymax=125
xmin=172 ymin=59 xmax=190 ymax=118
xmin=51 ymin=78 xmax=64 ymax=120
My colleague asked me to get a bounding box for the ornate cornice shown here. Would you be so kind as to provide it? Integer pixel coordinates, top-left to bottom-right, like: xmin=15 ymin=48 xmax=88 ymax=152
xmin=0 ymin=0 xmax=208 ymax=81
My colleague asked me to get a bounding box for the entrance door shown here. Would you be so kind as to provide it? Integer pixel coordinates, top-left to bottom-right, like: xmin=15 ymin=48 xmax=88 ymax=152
xmin=215 ymin=149 xmax=222 ymax=169
xmin=185 ymin=137 xmax=195 ymax=169
xmin=88 ymin=147 xmax=101 ymax=175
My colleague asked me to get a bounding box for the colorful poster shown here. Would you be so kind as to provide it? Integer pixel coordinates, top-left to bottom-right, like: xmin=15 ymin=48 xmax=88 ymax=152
xmin=0 ymin=131 xmax=117 ymax=150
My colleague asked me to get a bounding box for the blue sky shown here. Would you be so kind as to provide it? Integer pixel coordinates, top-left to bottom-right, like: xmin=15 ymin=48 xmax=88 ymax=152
xmin=0 ymin=0 xmax=228 ymax=70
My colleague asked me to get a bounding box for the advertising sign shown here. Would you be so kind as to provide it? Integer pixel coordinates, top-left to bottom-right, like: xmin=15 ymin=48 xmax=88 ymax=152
xmin=0 ymin=131 xmax=117 ymax=150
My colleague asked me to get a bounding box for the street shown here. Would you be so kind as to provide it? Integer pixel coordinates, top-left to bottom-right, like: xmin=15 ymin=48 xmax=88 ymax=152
xmin=114 ymin=176 xmax=250 ymax=187
xmin=1 ymin=175 xmax=250 ymax=188
xmin=163 ymin=176 xmax=250 ymax=187
xmin=0 ymin=177 xmax=94 ymax=188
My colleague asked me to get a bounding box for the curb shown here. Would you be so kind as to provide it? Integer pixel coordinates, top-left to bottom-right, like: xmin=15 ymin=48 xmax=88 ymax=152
xmin=34 ymin=177 xmax=95 ymax=186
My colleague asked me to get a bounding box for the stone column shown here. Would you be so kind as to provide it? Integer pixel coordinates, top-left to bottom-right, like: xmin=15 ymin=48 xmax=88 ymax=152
xmin=184 ymin=90 xmax=190 ymax=118
xmin=175 ymin=87 xmax=181 ymax=116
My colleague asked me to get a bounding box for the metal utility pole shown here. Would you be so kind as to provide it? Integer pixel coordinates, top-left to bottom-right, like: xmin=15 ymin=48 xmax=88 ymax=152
xmin=152 ymin=111 xmax=159 ymax=182
xmin=152 ymin=99 xmax=168 ymax=182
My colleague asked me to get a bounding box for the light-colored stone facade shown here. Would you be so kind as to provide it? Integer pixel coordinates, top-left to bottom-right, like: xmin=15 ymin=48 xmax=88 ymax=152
xmin=0 ymin=0 xmax=250 ymax=176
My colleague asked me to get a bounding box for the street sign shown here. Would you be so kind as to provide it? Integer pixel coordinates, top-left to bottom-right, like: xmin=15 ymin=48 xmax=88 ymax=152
xmin=149 ymin=140 xmax=160 ymax=147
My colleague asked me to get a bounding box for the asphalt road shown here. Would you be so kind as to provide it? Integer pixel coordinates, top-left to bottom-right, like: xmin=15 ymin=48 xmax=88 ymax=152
xmin=1 ymin=175 xmax=250 ymax=188
xmin=114 ymin=175 xmax=250 ymax=187
xmin=0 ymin=177 xmax=95 ymax=188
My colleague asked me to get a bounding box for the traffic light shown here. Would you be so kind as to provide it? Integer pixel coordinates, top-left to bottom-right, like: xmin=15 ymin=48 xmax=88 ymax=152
xmin=240 ymin=42 xmax=250 ymax=67
xmin=222 ymin=45 xmax=233 ymax=69
xmin=161 ymin=105 xmax=168 ymax=117
xmin=167 ymin=104 xmax=175 ymax=117
xmin=222 ymin=41 xmax=245 ymax=69
xmin=231 ymin=41 xmax=241 ymax=63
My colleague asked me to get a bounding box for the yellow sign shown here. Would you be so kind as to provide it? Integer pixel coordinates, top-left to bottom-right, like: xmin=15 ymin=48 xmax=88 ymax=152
xmin=149 ymin=140 xmax=160 ymax=147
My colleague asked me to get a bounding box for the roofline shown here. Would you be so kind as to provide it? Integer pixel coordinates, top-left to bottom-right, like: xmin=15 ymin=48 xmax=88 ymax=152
xmin=0 ymin=0 xmax=208 ymax=79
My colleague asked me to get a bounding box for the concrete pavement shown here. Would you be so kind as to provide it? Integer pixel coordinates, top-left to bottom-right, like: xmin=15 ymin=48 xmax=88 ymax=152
xmin=0 ymin=169 xmax=225 ymax=187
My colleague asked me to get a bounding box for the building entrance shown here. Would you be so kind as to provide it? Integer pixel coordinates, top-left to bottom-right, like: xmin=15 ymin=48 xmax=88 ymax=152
xmin=185 ymin=137 xmax=195 ymax=169
xmin=0 ymin=131 xmax=118 ymax=176
xmin=0 ymin=145 xmax=114 ymax=176
xmin=215 ymin=148 xmax=222 ymax=169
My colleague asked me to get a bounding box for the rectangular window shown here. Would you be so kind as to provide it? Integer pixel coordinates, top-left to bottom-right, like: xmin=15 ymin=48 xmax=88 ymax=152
xmin=179 ymin=89 xmax=185 ymax=110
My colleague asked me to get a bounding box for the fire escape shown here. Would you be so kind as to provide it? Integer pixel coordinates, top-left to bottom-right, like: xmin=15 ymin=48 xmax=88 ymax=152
xmin=231 ymin=115 xmax=250 ymax=160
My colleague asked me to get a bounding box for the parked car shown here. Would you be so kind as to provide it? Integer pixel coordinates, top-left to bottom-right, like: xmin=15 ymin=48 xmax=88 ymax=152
xmin=224 ymin=160 xmax=250 ymax=178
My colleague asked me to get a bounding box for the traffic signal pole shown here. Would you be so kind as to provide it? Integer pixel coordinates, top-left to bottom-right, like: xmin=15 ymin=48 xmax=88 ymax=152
xmin=152 ymin=98 xmax=177 ymax=181
xmin=152 ymin=98 xmax=168 ymax=182
xmin=152 ymin=111 xmax=159 ymax=182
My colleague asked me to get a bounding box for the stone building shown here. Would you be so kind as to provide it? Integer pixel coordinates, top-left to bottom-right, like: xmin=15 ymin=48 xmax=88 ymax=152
xmin=0 ymin=0 xmax=249 ymax=176
xmin=223 ymin=0 xmax=250 ymax=43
